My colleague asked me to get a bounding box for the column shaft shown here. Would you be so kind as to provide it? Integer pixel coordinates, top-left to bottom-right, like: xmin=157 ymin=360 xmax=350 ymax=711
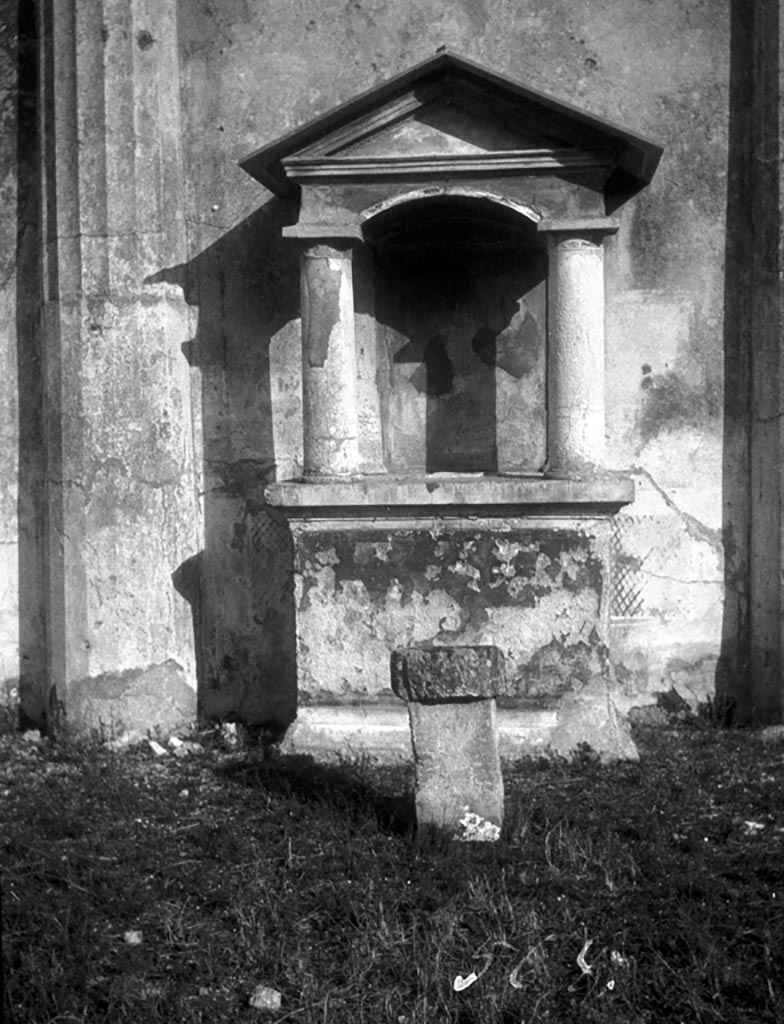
xmin=300 ymin=244 xmax=360 ymax=476
xmin=545 ymin=234 xmax=606 ymax=472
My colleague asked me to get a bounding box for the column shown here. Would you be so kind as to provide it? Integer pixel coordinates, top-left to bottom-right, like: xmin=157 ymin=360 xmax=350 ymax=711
xmin=300 ymin=242 xmax=360 ymax=477
xmin=537 ymin=218 xmax=618 ymax=475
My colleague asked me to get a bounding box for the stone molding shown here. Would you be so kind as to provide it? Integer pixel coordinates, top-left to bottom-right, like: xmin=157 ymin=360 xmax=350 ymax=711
xmin=537 ymin=217 xmax=619 ymax=237
xmin=265 ymin=475 xmax=634 ymax=514
xmin=283 ymin=149 xmax=614 ymax=184
xmin=240 ymin=51 xmax=662 ymax=202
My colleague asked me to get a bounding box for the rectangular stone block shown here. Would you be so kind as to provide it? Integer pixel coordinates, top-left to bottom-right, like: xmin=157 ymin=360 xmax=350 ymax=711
xmin=391 ymin=645 xmax=505 ymax=701
xmin=283 ymin=518 xmax=610 ymax=703
xmin=408 ymin=700 xmax=504 ymax=831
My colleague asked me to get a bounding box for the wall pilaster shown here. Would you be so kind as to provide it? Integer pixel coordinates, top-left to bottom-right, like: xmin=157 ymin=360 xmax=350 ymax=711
xmin=746 ymin=0 xmax=784 ymax=721
xmin=38 ymin=0 xmax=200 ymax=732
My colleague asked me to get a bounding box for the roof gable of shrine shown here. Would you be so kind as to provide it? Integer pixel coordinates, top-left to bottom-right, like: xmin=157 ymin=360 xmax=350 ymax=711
xmin=240 ymin=50 xmax=662 ymax=208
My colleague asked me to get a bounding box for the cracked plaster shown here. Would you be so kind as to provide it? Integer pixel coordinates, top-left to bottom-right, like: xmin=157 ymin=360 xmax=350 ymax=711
xmin=293 ymin=524 xmax=609 ymax=702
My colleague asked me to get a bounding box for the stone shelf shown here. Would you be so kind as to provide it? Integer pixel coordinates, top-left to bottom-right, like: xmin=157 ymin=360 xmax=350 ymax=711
xmin=265 ymin=473 xmax=634 ymax=515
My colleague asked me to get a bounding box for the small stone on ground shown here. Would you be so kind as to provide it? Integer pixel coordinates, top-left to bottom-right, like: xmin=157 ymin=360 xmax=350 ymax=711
xmin=249 ymin=984 xmax=282 ymax=1011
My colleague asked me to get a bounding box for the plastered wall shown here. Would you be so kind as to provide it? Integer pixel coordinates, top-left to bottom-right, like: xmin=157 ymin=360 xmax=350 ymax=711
xmin=175 ymin=0 xmax=730 ymax=721
xmin=1 ymin=0 xmax=749 ymax=733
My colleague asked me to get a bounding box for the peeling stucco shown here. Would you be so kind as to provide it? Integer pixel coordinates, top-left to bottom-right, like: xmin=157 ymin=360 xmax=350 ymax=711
xmin=293 ymin=523 xmax=609 ymax=701
xmin=301 ymin=255 xmax=342 ymax=368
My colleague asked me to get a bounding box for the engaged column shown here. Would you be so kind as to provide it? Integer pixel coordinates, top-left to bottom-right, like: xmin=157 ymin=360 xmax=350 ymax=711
xmin=538 ymin=217 xmax=618 ymax=475
xmin=299 ymin=242 xmax=360 ymax=477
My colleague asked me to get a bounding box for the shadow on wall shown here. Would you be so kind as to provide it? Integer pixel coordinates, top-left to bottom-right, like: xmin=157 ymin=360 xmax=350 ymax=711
xmin=378 ymin=246 xmax=546 ymax=474
xmin=718 ymin=0 xmax=780 ymax=723
xmin=150 ymin=197 xmax=301 ymax=732
xmin=150 ymin=194 xmax=550 ymax=730
xmin=370 ymin=200 xmax=547 ymax=475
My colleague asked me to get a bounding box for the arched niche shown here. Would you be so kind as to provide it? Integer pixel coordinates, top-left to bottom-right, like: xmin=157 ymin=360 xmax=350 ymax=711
xmin=364 ymin=193 xmax=548 ymax=474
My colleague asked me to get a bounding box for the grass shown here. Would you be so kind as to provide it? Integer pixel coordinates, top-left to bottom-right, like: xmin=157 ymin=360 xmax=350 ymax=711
xmin=2 ymin=720 xmax=784 ymax=1023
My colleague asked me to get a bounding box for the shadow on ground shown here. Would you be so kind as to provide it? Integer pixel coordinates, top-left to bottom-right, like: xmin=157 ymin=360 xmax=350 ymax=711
xmin=215 ymin=752 xmax=417 ymax=837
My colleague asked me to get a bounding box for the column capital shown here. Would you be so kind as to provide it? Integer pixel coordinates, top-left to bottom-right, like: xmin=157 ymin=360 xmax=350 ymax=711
xmin=537 ymin=216 xmax=619 ymax=238
xmin=300 ymin=242 xmax=356 ymax=261
xmin=282 ymin=222 xmax=363 ymax=243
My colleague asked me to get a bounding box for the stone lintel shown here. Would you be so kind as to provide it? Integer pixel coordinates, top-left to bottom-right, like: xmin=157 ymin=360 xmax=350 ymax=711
xmin=282 ymin=222 xmax=363 ymax=241
xmin=537 ymin=216 xmax=619 ymax=236
xmin=391 ymin=646 xmax=505 ymax=702
xmin=265 ymin=473 xmax=634 ymax=514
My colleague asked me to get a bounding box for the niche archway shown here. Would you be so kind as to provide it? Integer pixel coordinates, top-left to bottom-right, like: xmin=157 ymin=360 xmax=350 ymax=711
xmin=364 ymin=194 xmax=547 ymax=475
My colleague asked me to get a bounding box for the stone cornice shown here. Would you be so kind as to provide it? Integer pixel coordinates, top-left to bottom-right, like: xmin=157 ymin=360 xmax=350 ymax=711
xmin=265 ymin=474 xmax=634 ymax=516
xmin=240 ymin=50 xmax=663 ymax=202
xmin=282 ymin=149 xmax=615 ymax=183
xmin=537 ymin=216 xmax=620 ymax=236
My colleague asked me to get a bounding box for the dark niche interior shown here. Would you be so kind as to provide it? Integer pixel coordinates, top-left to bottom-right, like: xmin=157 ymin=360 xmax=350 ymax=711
xmin=368 ymin=196 xmax=548 ymax=475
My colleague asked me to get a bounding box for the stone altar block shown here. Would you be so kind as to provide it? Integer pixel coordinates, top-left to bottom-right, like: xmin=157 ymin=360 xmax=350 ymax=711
xmin=265 ymin=477 xmax=631 ymax=724
xmin=391 ymin=646 xmax=505 ymax=832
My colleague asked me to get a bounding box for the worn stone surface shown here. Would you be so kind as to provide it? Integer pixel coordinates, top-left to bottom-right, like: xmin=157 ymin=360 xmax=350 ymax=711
xmin=267 ymin=475 xmax=634 ymax=510
xmin=543 ymin=231 xmax=608 ymax=472
xmin=608 ymin=472 xmax=723 ymax=716
xmin=300 ymin=244 xmax=360 ymax=476
xmin=627 ymin=705 xmax=669 ymax=728
xmin=291 ymin=518 xmax=610 ymax=703
xmin=390 ymin=645 xmax=505 ymax=702
xmin=185 ymin=501 xmax=297 ymax=730
xmin=278 ymin=703 xmax=563 ymax=763
xmin=66 ymin=661 xmax=196 ymax=743
xmin=547 ymin=676 xmax=638 ymax=762
xmin=4 ymin=2 xmax=201 ymax=734
xmin=407 ymin=700 xmax=504 ymax=830
xmin=1 ymin=8 xmax=46 ymax=722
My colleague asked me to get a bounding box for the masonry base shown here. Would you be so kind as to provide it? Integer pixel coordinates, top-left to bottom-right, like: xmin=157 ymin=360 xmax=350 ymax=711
xmin=279 ymin=702 xmax=559 ymax=763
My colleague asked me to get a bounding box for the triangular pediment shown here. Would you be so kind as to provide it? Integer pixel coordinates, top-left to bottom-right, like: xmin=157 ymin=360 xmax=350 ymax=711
xmin=292 ymin=89 xmax=559 ymax=161
xmin=240 ymin=51 xmax=662 ymax=206
xmin=343 ymin=113 xmax=497 ymax=157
